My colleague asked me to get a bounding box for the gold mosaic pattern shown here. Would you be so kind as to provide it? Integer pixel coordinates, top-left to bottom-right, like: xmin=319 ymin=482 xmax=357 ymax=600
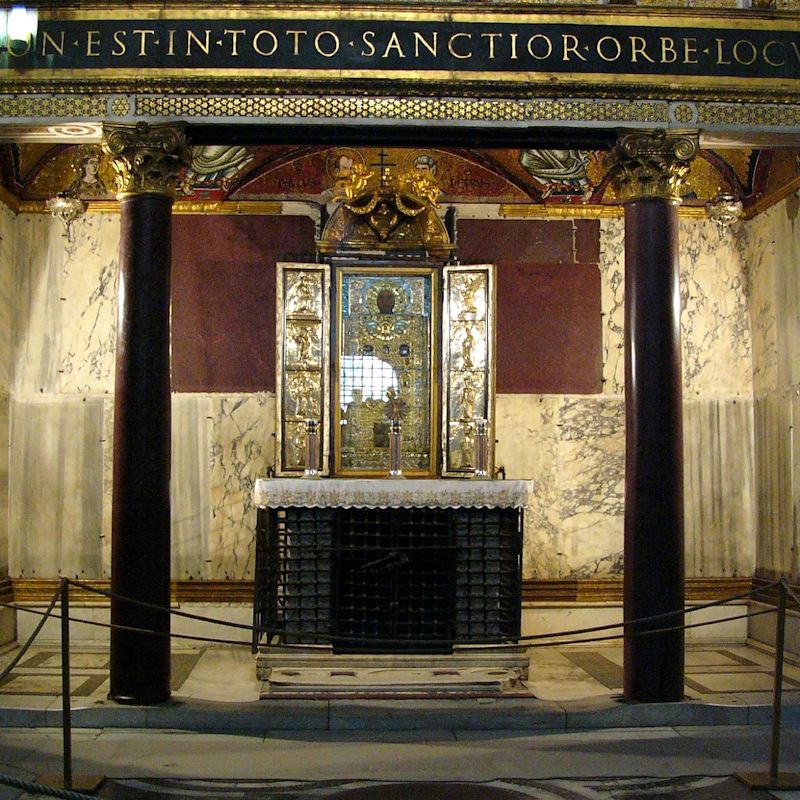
xmin=134 ymin=95 xmax=670 ymax=125
xmin=672 ymin=103 xmax=696 ymax=124
xmin=1 ymin=92 xmax=799 ymax=133
xmin=526 ymin=100 xmax=668 ymax=124
xmin=697 ymin=103 xmax=800 ymax=127
xmin=111 ymin=97 xmax=132 ymax=116
xmin=136 ymin=95 xmax=529 ymax=122
xmin=0 ymin=96 xmax=107 ymax=117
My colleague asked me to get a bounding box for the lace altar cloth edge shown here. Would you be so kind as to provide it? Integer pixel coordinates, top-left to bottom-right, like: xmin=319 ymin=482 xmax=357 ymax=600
xmin=254 ymin=477 xmax=532 ymax=509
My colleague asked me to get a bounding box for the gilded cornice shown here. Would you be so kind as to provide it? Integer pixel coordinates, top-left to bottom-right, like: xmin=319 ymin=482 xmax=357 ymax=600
xmin=606 ymin=129 xmax=700 ymax=203
xmin=102 ymin=122 xmax=190 ymax=198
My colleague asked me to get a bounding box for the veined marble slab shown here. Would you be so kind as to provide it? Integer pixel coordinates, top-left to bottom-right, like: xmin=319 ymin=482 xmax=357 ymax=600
xmin=209 ymin=393 xmax=275 ymax=580
xmin=13 ymin=216 xmax=63 ymax=396
xmin=683 ymin=398 xmax=755 ymax=578
xmin=679 ymin=220 xmax=752 ymax=398
xmin=745 ymin=202 xmax=779 ymax=398
xmin=57 ymin=214 xmax=119 ymax=394
xmin=172 ymin=394 xmax=212 ymax=581
xmin=9 ymin=397 xmax=104 ymax=578
xmin=754 ymin=392 xmax=798 ymax=581
xmin=0 ymin=205 xmax=15 ymax=393
xmin=598 ymin=217 xmax=625 ymax=396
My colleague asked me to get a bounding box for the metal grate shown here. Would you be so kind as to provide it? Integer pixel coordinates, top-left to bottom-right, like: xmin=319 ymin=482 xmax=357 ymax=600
xmin=254 ymin=505 xmax=523 ymax=653
xmin=331 ymin=507 xmax=456 ymax=653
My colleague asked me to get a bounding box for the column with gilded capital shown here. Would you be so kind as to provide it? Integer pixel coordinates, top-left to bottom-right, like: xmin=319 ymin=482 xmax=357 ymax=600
xmin=103 ymin=123 xmax=189 ymax=704
xmin=606 ymin=130 xmax=699 ymax=703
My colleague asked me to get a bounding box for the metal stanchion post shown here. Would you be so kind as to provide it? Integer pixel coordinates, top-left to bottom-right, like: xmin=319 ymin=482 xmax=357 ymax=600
xmin=736 ymin=579 xmax=800 ymax=790
xmin=39 ymin=579 xmax=105 ymax=795
xmin=61 ymin=579 xmax=73 ymax=791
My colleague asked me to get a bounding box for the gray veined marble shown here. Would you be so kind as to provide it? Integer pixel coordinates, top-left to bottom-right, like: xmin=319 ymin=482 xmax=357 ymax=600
xmin=12 ymin=216 xmax=64 ymax=396
xmin=172 ymin=395 xmax=212 ymax=580
xmin=57 ymin=214 xmax=119 ymax=395
xmin=558 ymin=397 xmax=625 ymax=579
xmin=683 ymin=398 xmax=755 ymax=578
xmin=9 ymin=397 xmax=104 ymax=578
xmin=209 ymin=393 xmax=276 ymax=580
xmin=0 ymin=205 xmax=15 ymax=393
xmin=679 ymin=220 xmax=752 ymax=398
xmin=598 ymin=217 xmax=625 ymax=396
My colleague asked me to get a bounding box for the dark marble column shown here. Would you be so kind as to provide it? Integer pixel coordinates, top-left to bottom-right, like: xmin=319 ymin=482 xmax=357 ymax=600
xmin=607 ymin=130 xmax=699 ymax=703
xmin=102 ymin=123 xmax=189 ymax=705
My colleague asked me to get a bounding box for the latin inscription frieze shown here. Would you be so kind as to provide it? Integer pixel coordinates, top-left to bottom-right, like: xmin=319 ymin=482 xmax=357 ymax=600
xmin=3 ymin=17 xmax=800 ymax=81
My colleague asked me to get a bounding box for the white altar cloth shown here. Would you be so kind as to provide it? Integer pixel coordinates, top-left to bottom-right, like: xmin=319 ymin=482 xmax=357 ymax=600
xmin=254 ymin=477 xmax=531 ymax=510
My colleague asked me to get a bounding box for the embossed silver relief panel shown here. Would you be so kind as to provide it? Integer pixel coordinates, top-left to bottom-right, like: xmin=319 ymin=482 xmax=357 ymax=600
xmin=442 ymin=264 xmax=495 ymax=477
xmin=335 ymin=268 xmax=437 ymax=476
xmin=276 ymin=263 xmax=330 ymax=476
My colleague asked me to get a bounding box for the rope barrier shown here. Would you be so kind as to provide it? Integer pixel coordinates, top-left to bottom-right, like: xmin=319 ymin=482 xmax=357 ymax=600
xmin=0 ymin=580 xmax=785 ymax=651
xmin=0 ymin=581 xmax=64 ymax=683
xmin=0 ymin=772 xmax=98 ymax=800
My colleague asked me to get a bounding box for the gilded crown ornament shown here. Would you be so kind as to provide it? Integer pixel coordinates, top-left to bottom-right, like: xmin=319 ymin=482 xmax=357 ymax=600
xmin=102 ymin=122 xmax=190 ymax=198
xmin=606 ymin=130 xmax=699 ymax=204
xmin=319 ymin=151 xmax=454 ymax=258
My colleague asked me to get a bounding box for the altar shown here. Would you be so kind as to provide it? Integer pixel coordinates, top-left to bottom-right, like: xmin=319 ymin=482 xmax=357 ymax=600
xmin=252 ymin=478 xmax=531 ymax=686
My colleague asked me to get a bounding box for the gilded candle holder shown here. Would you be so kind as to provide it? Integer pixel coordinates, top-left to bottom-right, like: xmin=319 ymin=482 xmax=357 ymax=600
xmin=474 ymin=417 xmax=489 ymax=479
xmin=303 ymin=419 xmax=320 ymax=479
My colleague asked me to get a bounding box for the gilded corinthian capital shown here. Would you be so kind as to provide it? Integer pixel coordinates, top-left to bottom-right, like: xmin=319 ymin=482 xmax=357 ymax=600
xmin=102 ymin=122 xmax=189 ymax=198
xmin=606 ymin=130 xmax=699 ymax=204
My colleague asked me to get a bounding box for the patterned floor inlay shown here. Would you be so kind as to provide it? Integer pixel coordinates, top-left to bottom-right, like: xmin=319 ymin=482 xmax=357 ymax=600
xmin=100 ymin=775 xmax=759 ymax=800
xmin=559 ymin=651 xmax=624 ymax=689
xmin=684 ymin=671 xmax=800 ymax=694
xmin=0 ymin=650 xmax=202 ymax=696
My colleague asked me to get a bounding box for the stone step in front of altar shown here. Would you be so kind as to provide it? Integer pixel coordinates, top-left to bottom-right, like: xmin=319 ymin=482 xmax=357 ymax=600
xmin=262 ymin=666 xmax=528 ymax=697
xmin=257 ymin=645 xmax=531 ymax=697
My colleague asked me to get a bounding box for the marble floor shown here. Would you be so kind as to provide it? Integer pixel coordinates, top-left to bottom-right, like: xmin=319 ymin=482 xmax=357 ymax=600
xmin=1 ymin=641 xmax=798 ymax=712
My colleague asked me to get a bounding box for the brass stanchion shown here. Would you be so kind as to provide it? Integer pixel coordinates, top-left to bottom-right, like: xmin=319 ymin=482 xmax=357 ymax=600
xmin=736 ymin=579 xmax=800 ymax=790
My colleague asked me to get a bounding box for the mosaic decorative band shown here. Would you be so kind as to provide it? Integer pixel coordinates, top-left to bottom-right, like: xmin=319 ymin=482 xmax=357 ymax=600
xmin=2 ymin=92 xmax=800 ymax=132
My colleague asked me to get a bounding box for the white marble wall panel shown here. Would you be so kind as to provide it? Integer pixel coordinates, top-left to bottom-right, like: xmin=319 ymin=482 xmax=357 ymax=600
xmin=771 ymin=194 xmax=800 ymax=392
xmin=495 ymin=394 xmax=625 ymax=580
xmin=0 ymin=206 xmax=14 ymax=580
xmin=679 ymin=220 xmax=752 ymax=398
xmin=753 ymin=393 xmax=793 ymax=579
xmin=598 ymin=217 xmax=625 ymax=395
xmin=57 ymin=214 xmax=119 ymax=394
xmin=101 ymin=399 xmax=114 ymax=577
xmin=791 ymin=393 xmax=800 ymax=582
xmin=209 ymin=393 xmax=276 ymax=580
xmin=495 ymin=394 xmax=562 ymax=579
xmin=683 ymin=398 xmax=755 ymax=578
xmin=9 ymin=397 xmax=104 ymax=578
xmin=13 ymin=215 xmax=63 ymax=395
xmin=558 ymin=397 xmax=625 ymax=578
xmin=171 ymin=394 xmax=212 ymax=580
xmin=744 ymin=203 xmax=779 ymax=398
xmin=0 ymin=392 xmax=8 ymax=576
xmin=13 ymin=214 xmax=119 ymax=396
xmin=0 ymin=205 xmax=15 ymax=392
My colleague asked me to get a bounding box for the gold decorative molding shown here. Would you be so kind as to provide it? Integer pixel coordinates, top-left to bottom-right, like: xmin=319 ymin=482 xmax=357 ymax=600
xmin=172 ymin=200 xmax=283 ymax=215
xmin=522 ymin=576 xmax=753 ymax=604
xmin=9 ymin=576 xmax=755 ymax=607
xmin=499 ymin=203 xmax=709 ymax=220
xmin=102 ymin=122 xmax=190 ymax=198
xmin=10 ymin=578 xmax=254 ymax=605
xmin=606 ymin=129 xmax=700 ymax=204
